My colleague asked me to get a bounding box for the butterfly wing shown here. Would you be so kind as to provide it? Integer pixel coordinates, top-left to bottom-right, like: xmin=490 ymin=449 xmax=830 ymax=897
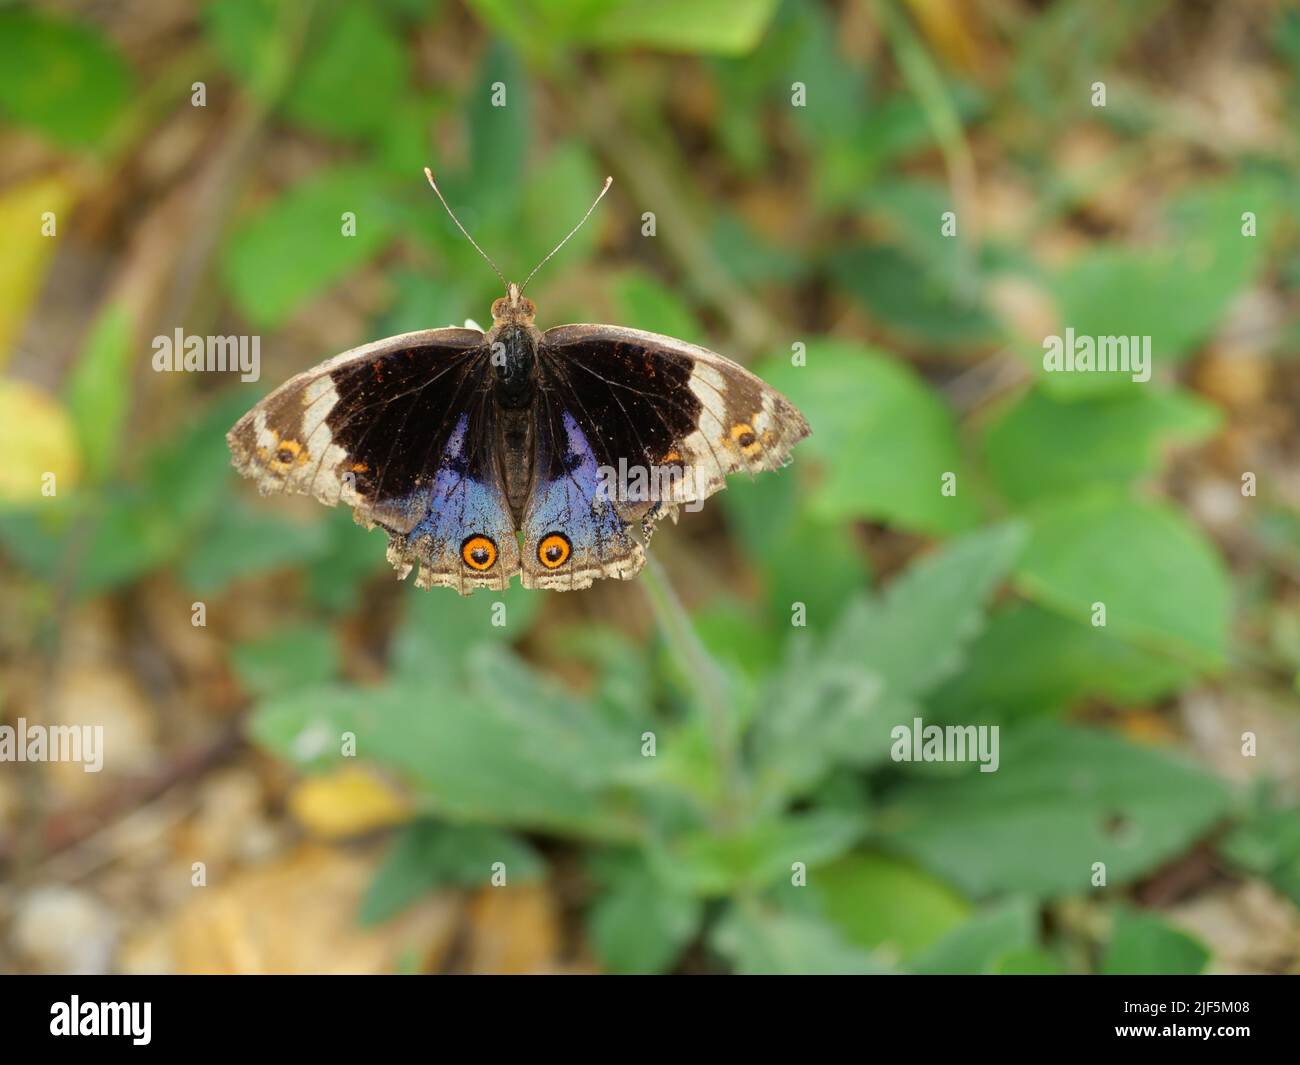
xmin=227 ymin=327 xmax=521 ymax=594
xmin=518 ymin=325 xmax=809 ymax=590
xmin=519 ymin=399 xmax=647 ymax=590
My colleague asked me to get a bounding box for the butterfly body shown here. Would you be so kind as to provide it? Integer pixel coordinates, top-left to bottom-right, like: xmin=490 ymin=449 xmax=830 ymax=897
xmin=228 ymin=282 xmax=809 ymax=594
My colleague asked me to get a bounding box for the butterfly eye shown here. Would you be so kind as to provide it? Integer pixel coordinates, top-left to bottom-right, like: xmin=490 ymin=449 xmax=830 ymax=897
xmin=461 ymin=535 xmax=498 ymax=571
xmin=538 ymin=533 xmax=571 ymax=569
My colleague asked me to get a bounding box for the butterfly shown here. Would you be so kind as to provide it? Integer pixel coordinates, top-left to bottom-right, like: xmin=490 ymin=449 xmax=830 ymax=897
xmin=227 ymin=170 xmax=810 ymax=594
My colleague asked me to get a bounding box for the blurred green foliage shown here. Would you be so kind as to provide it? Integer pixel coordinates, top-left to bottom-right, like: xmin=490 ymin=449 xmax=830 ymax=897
xmin=1 ymin=0 xmax=1298 ymax=974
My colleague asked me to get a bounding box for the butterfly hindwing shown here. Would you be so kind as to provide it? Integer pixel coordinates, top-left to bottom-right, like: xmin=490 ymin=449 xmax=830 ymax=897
xmin=383 ymin=400 xmax=521 ymax=593
xmin=227 ymin=327 xmax=520 ymax=594
xmin=519 ymin=402 xmax=645 ymax=590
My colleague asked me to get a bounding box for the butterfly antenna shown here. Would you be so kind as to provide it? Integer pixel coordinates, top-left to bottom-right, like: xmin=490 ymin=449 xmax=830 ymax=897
xmin=520 ymin=176 xmax=613 ymax=294
xmin=423 ymin=167 xmax=507 ymax=289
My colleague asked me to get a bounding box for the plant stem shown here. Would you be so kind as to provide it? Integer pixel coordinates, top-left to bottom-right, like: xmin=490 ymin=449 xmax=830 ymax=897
xmin=640 ymin=555 xmax=745 ymax=825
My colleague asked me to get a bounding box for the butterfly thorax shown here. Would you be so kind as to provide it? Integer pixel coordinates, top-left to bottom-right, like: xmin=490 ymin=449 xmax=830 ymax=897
xmin=487 ymin=285 xmax=540 ymax=407
xmin=488 ymin=322 xmax=538 ymax=410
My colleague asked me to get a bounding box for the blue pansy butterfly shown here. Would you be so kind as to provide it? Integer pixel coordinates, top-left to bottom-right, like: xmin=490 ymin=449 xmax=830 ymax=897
xmin=228 ymin=172 xmax=809 ymax=594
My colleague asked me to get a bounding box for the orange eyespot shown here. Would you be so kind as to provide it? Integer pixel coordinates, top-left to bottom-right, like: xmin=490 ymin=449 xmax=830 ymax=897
xmin=267 ymin=437 xmax=307 ymax=468
xmin=731 ymin=423 xmax=759 ymax=452
xmin=538 ymin=533 xmax=571 ymax=569
xmin=461 ymin=535 xmax=497 ymax=571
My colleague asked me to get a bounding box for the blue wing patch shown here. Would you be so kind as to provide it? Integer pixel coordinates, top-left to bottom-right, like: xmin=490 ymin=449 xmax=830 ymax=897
xmin=521 ymin=409 xmax=645 ymax=590
xmin=384 ymin=409 xmax=520 ymax=594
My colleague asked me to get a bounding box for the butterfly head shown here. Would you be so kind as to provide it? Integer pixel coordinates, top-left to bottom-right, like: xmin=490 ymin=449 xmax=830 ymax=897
xmin=491 ymin=283 xmax=537 ymax=326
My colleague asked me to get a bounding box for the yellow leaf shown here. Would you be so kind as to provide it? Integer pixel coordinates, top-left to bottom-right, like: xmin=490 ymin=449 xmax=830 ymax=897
xmin=288 ymin=766 xmax=411 ymax=839
xmin=0 ymin=173 xmax=76 ymax=368
xmin=0 ymin=378 xmax=80 ymax=501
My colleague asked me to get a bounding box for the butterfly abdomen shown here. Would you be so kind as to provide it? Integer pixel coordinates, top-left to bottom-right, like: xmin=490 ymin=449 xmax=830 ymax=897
xmin=497 ymin=407 xmax=534 ymax=520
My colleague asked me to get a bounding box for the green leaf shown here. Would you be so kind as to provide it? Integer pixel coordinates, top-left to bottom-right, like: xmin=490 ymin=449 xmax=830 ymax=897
xmin=753 ymin=524 xmax=1024 ymax=799
xmin=929 ymin=603 xmax=1195 ymax=721
xmin=827 ymin=523 xmax=1026 ymax=702
xmin=376 ymin=269 xmax=480 ymax=337
xmin=221 ymin=165 xmax=399 ymax=328
xmin=723 ymin=470 xmax=869 ymax=632
xmin=710 ymin=904 xmax=888 ymax=975
xmin=280 ymin=4 xmax=408 ymax=139
xmin=877 ymin=721 xmax=1233 ymax=897
xmin=833 ymin=245 xmax=1000 ymax=348
xmin=591 ymin=0 xmax=778 ymax=53
xmin=857 ymin=92 xmax=961 ymax=177
xmin=1015 ymin=494 xmax=1230 ymax=666
xmin=586 ymin=849 xmax=702 ymax=974
xmin=76 ymin=490 xmax=180 ymax=595
xmin=692 ymin=598 xmax=782 ymax=680
xmin=862 ymin=179 xmax=965 ymax=286
xmin=991 ymin=947 xmax=1065 ymax=974
xmin=809 ymin=851 xmax=970 ymax=960
xmin=1219 ymin=795 xmax=1300 ymax=907
xmin=515 ymin=143 xmax=603 ymax=283
xmin=709 ymin=212 xmax=807 ymax=284
xmin=1046 ymin=177 xmax=1274 ymax=395
xmin=780 ymin=0 xmax=866 ymax=139
xmin=472 ymin=0 xmax=781 ymax=55
xmin=231 ymin=623 xmax=339 ymax=699
xmin=910 ymin=898 xmax=1038 ymax=974
xmin=982 ymin=386 xmax=1222 ymax=506
xmin=552 ymin=625 xmax=653 ymax=732
xmin=1102 ymin=911 xmax=1209 ymax=975
xmin=668 ymin=810 xmax=864 ymax=895
xmin=203 ymin=0 xmax=295 ymax=104
xmin=179 ymin=500 xmax=330 ymax=593
xmin=756 ymin=341 xmax=979 ymax=532
xmin=466 ymin=40 xmax=529 ymax=222
xmin=775 ymin=1 xmax=879 ymax=206
xmin=0 ymin=9 xmax=131 ymax=147
xmin=64 ymin=302 xmax=134 ymax=483
xmin=249 ymin=646 xmax=637 ymax=838
xmin=751 ymin=633 xmax=885 ymax=802
xmin=142 ymin=390 xmax=252 ymax=528
xmin=390 ymin=581 xmax=541 ymax=685
xmin=374 ymin=94 xmax=445 ymax=179
xmin=304 ymin=508 xmax=387 ymax=613
xmin=612 ymin=270 xmax=704 ymax=343
xmin=361 ymin=819 xmax=542 ymax=925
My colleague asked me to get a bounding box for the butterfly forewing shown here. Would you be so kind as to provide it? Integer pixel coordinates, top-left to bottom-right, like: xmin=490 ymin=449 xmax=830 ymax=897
xmin=540 ymin=325 xmax=809 ymax=504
